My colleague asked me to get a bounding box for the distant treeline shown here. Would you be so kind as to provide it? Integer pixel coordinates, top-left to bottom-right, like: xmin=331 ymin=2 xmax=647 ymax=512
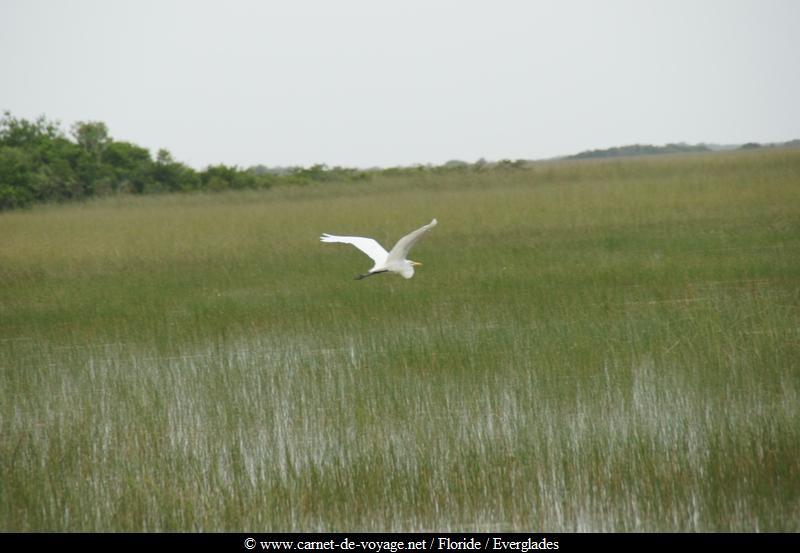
xmin=0 ymin=112 xmax=379 ymax=210
xmin=567 ymin=140 xmax=800 ymax=160
xmin=2 ymin=111 xmax=798 ymax=211
xmin=1 ymin=111 xmax=533 ymax=211
xmin=567 ymin=143 xmax=710 ymax=159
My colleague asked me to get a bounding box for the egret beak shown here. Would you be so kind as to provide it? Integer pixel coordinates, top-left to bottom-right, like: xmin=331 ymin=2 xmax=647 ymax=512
xmin=410 ymin=260 xmax=422 ymax=266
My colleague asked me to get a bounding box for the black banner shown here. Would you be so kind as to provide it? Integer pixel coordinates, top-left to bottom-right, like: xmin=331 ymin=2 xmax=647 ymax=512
xmin=1 ymin=532 xmax=797 ymax=551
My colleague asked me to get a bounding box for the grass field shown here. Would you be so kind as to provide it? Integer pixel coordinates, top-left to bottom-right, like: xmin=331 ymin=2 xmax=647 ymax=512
xmin=1 ymin=149 xmax=799 ymax=531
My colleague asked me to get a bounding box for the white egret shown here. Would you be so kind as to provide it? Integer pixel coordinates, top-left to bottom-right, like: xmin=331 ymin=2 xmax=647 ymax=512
xmin=321 ymin=219 xmax=438 ymax=279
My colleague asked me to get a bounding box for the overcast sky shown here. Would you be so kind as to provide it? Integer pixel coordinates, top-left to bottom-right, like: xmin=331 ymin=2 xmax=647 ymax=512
xmin=2 ymin=0 xmax=799 ymax=168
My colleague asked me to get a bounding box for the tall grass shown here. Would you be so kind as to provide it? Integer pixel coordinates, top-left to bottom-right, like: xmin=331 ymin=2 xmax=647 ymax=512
xmin=1 ymin=149 xmax=799 ymax=531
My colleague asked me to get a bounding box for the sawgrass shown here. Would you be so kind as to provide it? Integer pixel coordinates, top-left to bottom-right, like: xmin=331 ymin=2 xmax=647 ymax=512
xmin=1 ymin=148 xmax=799 ymax=531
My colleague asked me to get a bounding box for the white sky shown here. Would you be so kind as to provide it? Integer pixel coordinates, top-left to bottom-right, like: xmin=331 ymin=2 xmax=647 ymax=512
xmin=2 ymin=0 xmax=799 ymax=168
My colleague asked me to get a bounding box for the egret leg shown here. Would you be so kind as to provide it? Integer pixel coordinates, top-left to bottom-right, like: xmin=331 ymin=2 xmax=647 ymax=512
xmin=354 ymin=270 xmax=388 ymax=280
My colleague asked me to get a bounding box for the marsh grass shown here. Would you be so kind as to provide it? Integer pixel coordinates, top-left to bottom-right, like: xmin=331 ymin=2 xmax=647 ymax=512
xmin=1 ymin=149 xmax=799 ymax=530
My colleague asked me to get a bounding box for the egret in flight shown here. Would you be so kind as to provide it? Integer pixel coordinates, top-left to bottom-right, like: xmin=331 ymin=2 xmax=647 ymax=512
xmin=321 ymin=219 xmax=438 ymax=279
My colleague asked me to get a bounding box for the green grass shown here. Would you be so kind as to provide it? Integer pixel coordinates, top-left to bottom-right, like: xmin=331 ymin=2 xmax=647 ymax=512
xmin=2 ymin=148 xmax=799 ymax=531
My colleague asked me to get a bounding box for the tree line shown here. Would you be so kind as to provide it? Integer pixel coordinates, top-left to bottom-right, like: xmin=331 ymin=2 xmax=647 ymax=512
xmin=11 ymin=111 xmax=790 ymax=212
xmin=0 ymin=112 xmax=378 ymax=211
xmin=0 ymin=112 xmax=538 ymax=211
xmin=567 ymin=143 xmax=711 ymax=159
xmin=566 ymin=140 xmax=800 ymax=160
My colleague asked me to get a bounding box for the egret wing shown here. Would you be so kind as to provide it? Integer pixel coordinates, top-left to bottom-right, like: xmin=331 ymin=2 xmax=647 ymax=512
xmin=320 ymin=234 xmax=389 ymax=264
xmin=387 ymin=219 xmax=438 ymax=263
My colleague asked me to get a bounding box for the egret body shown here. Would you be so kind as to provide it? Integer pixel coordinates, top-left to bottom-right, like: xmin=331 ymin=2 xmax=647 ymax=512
xmin=321 ymin=219 xmax=438 ymax=279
